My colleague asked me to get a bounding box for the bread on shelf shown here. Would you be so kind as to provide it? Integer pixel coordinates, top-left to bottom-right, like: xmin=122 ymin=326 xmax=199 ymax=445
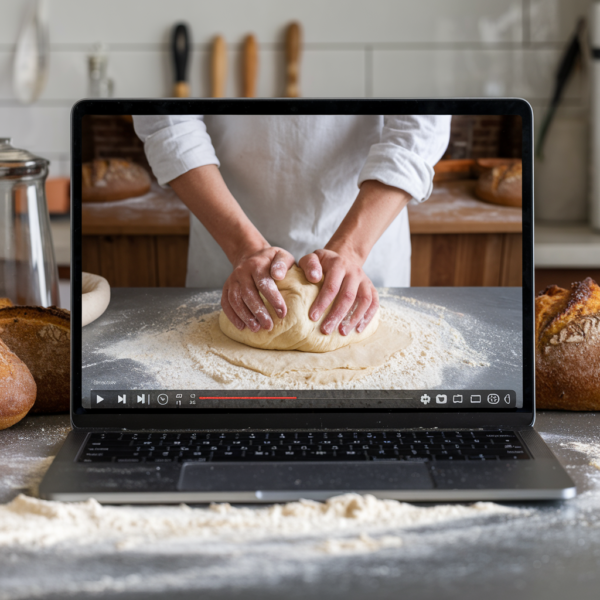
xmin=535 ymin=277 xmax=600 ymax=410
xmin=82 ymin=158 xmax=151 ymax=203
xmin=0 ymin=338 xmax=36 ymax=430
xmin=0 ymin=306 xmax=70 ymax=414
xmin=475 ymin=161 xmax=522 ymax=208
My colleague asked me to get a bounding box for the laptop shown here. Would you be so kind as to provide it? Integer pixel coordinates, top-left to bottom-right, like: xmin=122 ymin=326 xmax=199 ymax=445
xmin=39 ymin=98 xmax=576 ymax=503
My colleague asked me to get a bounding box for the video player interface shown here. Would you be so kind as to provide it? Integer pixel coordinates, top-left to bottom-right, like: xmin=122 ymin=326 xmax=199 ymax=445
xmin=80 ymin=112 xmax=524 ymax=411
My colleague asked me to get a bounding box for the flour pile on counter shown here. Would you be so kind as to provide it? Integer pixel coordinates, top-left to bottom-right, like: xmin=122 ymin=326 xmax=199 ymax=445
xmin=0 ymin=493 xmax=521 ymax=553
xmin=93 ymin=295 xmax=487 ymax=390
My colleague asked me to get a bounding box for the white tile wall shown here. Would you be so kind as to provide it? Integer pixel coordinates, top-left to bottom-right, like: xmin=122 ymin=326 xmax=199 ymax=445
xmin=0 ymin=0 xmax=593 ymax=217
xmin=0 ymin=0 xmax=524 ymax=46
xmin=529 ymin=0 xmax=592 ymax=43
xmin=372 ymin=48 xmax=583 ymax=99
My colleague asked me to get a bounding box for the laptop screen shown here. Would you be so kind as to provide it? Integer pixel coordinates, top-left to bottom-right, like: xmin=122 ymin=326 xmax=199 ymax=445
xmin=76 ymin=102 xmax=530 ymax=415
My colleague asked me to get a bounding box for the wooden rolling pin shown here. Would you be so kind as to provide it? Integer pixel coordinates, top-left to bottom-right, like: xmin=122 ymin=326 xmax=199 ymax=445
xmin=171 ymin=23 xmax=190 ymax=98
xmin=285 ymin=22 xmax=302 ymax=98
xmin=211 ymin=35 xmax=227 ymax=98
xmin=242 ymin=34 xmax=258 ymax=97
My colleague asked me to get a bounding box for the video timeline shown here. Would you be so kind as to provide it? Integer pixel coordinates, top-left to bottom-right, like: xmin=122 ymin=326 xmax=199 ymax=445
xmin=88 ymin=390 xmax=517 ymax=410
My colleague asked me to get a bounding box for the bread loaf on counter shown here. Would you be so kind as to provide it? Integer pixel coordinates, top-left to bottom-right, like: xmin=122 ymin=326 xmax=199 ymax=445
xmin=475 ymin=161 xmax=522 ymax=208
xmin=82 ymin=158 xmax=151 ymax=202
xmin=0 ymin=306 xmax=70 ymax=414
xmin=0 ymin=338 xmax=36 ymax=430
xmin=536 ymin=278 xmax=600 ymax=410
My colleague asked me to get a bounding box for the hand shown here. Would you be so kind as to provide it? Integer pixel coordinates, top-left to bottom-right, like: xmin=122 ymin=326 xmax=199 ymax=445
xmin=298 ymin=249 xmax=379 ymax=336
xmin=222 ymin=247 xmax=295 ymax=332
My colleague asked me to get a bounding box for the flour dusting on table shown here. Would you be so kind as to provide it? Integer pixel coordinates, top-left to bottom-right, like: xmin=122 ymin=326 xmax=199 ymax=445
xmin=0 ymin=493 xmax=521 ymax=552
xmin=92 ymin=297 xmax=487 ymax=391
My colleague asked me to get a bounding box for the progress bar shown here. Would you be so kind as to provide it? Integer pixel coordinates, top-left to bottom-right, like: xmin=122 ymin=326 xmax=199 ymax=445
xmin=196 ymin=396 xmax=297 ymax=400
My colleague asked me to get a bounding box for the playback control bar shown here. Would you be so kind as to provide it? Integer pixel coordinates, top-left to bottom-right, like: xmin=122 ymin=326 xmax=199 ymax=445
xmin=88 ymin=390 xmax=518 ymax=409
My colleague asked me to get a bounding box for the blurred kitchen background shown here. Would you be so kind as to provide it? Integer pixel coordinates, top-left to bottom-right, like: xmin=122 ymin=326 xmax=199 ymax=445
xmin=1 ymin=0 xmax=599 ymax=308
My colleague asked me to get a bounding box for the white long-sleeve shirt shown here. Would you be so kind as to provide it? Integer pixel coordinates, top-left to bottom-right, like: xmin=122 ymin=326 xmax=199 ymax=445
xmin=133 ymin=114 xmax=450 ymax=288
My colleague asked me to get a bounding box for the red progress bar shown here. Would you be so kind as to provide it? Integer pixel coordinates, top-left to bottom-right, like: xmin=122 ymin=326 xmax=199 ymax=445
xmin=196 ymin=396 xmax=297 ymax=400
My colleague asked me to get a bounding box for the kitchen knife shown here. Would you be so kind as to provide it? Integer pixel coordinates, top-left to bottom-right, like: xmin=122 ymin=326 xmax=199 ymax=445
xmin=212 ymin=35 xmax=227 ymax=98
xmin=171 ymin=23 xmax=191 ymax=98
xmin=242 ymin=34 xmax=258 ymax=97
xmin=284 ymin=22 xmax=302 ymax=98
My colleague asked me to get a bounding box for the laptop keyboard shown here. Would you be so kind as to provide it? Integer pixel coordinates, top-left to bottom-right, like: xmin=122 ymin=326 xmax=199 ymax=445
xmin=78 ymin=430 xmax=530 ymax=463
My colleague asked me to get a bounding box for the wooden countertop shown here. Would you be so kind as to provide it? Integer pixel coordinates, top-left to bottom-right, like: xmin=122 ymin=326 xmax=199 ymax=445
xmin=81 ymin=186 xmax=190 ymax=235
xmin=81 ymin=180 xmax=522 ymax=236
xmin=407 ymin=179 xmax=522 ymax=234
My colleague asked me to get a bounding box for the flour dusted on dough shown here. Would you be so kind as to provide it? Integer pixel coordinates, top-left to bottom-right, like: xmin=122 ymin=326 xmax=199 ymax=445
xmin=209 ymin=313 xmax=410 ymax=385
xmin=219 ymin=266 xmax=379 ymax=352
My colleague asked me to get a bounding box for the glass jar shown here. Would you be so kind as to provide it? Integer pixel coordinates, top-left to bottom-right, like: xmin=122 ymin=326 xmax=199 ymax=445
xmin=0 ymin=138 xmax=59 ymax=306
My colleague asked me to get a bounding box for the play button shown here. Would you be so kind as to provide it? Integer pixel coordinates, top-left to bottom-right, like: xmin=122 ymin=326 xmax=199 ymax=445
xmin=96 ymin=395 xmax=104 ymax=404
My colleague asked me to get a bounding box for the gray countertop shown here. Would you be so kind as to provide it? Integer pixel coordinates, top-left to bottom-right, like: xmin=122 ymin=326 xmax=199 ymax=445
xmin=1 ymin=412 xmax=599 ymax=600
xmin=82 ymin=287 xmax=523 ymax=407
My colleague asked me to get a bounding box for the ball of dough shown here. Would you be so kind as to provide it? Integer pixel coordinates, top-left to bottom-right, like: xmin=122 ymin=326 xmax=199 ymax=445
xmin=219 ymin=265 xmax=379 ymax=352
xmin=82 ymin=272 xmax=111 ymax=327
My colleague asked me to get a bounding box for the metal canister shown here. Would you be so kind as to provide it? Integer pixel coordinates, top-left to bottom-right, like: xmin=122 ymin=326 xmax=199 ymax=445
xmin=0 ymin=138 xmax=59 ymax=306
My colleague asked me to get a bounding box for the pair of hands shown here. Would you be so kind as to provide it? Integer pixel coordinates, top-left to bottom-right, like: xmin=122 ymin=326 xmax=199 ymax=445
xmin=222 ymin=247 xmax=379 ymax=336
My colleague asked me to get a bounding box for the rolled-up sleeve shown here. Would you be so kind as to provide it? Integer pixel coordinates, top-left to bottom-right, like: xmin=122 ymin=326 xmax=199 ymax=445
xmin=358 ymin=115 xmax=451 ymax=203
xmin=132 ymin=115 xmax=219 ymax=186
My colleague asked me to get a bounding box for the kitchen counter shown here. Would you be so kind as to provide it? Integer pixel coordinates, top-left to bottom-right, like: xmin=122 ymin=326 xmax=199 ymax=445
xmin=79 ymin=180 xmax=522 ymax=288
xmin=0 ymin=412 xmax=598 ymax=599
xmin=80 ymin=180 xmax=521 ymax=237
xmin=81 ymin=286 xmax=523 ymax=407
xmin=408 ymin=179 xmax=522 ymax=234
xmin=81 ymin=186 xmax=189 ymax=236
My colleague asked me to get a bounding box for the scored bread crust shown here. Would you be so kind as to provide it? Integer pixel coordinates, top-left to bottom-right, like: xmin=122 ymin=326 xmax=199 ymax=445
xmin=475 ymin=162 xmax=522 ymax=208
xmin=82 ymin=158 xmax=151 ymax=203
xmin=0 ymin=306 xmax=70 ymax=414
xmin=0 ymin=338 xmax=37 ymax=430
xmin=535 ymin=278 xmax=600 ymax=410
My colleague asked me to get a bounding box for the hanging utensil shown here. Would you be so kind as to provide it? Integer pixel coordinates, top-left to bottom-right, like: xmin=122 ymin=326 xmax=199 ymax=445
xmin=171 ymin=23 xmax=191 ymax=98
xmin=12 ymin=0 xmax=49 ymax=104
xmin=211 ymin=35 xmax=227 ymax=98
xmin=242 ymin=34 xmax=258 ymax=98
xmin=536 ymin=18 xmax=585 ymax=158
xmin=284 ymin=22 xmax=302 ymax=98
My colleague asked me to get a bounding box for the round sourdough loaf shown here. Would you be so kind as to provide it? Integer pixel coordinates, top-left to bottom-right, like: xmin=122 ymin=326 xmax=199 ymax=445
xmin=535 ymin=277 xmax=600 ymax=410
xmin=475 ymin=161 xmax=522 ymax=208
xmin=0 ymin=338 xmax=36 ymax=430
xmin=82 ymin=158 xmax=151 ymax=202
xmin=0 ymin=306 xmax=70 ymax=414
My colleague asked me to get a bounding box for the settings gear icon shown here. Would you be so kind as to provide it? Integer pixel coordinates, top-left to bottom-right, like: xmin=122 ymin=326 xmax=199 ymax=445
xmin=420 ymin=394 xmax=431 ymax=405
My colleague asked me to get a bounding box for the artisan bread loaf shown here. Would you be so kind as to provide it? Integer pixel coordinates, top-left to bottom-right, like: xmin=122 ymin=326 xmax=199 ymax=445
xmin=535 ymin=278 xmax=600 ymax=410
xmin=0 ymin=298 xmax=13 ymax=309
xmin=0 ymin=306 xmax=70 ymax=414
xmin=0 ymin=338 xmax=36 ymax=430
xmin=82 ymin=158 xmax=151 ymax=202
xmin=475 ymin=161 xmax=522 ymax=208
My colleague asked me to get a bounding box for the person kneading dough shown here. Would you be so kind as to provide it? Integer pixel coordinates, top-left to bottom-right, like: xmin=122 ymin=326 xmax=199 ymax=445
xmin=219 ymin=265 xmax=379 ymax=352
xmin=134 ymin=115 xmax=450 ymax=340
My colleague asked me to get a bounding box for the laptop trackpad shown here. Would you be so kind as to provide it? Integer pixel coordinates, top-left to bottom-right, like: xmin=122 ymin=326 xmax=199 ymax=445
xmin=179 ymin=462 xmax=433 ymax=492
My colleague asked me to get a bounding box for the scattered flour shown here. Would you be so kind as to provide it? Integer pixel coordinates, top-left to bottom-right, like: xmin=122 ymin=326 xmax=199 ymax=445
xmin=560 ymin=441 xmax=600 ymax=471
xmin=90 ymin=296 xmax=487 ymax=391
xmin=316 ymin=533 xmax=403 ymax=554
xmin=0 ymin=493 xmax=520 ymax=552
